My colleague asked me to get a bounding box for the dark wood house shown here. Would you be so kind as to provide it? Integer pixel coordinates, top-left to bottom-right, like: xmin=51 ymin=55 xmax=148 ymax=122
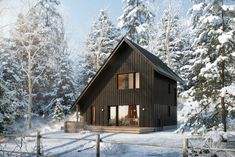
xmin=71 ymin=37 xmax=183 ymax=133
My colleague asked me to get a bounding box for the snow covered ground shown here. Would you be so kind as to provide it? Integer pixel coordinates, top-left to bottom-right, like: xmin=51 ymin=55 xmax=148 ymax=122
xmin=2 ymin=119 xmax=235 ymax=157
xmin=1 ymin=129 xmax=188 ymax=157
xmin=41 ymin=130 xmax=186 ymax=157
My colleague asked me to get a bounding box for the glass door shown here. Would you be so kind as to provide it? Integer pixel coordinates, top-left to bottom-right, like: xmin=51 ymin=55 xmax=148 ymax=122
xmin=109 ymin=106 xmax=117 ymax=126
xmin=118 ymin=105 xmax=139 ymax=126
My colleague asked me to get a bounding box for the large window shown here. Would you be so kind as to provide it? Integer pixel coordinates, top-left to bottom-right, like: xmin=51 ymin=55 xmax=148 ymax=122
xmin=118 ymin=105 xmax=139 ymax=126
xmin=117 ymin=72 xmax=140 ymax=89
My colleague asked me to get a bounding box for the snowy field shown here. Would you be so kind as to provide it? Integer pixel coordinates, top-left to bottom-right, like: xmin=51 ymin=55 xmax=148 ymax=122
xmin=1 ymin=129 xmax=187 ymax=157
xmin=2 ymin=127 xmax=235 ymax=157
xmin=42 ymin=130 xmax=185 ymax=157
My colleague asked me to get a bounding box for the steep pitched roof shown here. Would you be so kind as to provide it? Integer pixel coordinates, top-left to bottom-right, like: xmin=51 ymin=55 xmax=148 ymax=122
xmin=125 ymin=38 xmax=184 ymax=84
xmin=71 ymin=37 xmax=184 ymax=110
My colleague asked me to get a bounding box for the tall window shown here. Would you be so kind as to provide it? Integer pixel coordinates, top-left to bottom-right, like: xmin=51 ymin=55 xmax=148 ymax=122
xmin=135 ymin=73 xmax=140 ymax=88
xmin=91 ymin=106 xmax=96 ymax=125
xmin=117 ymin=72 xmax=140 ymax=89
xmin=108 ymin=106 xmax=117 ymax=126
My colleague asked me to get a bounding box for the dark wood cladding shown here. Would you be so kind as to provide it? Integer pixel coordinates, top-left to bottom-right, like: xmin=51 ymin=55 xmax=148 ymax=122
xmin=78 ymin=42 xmax=177 ymax=128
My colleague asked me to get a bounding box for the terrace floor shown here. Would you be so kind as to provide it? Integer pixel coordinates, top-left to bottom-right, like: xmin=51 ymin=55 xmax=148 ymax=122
xmin=85 ymin=125 xmax=156 ymax=134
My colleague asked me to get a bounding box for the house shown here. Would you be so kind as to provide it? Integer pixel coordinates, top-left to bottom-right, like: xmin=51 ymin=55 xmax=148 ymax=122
xmin=70 ymin=37 xmax=183 ymax=133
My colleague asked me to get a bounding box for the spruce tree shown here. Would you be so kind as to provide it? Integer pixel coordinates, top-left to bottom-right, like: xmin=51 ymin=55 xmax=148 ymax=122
xmin=52 ymin=99 xmax=64 ymax=122
xmin=180 ymin=0 xmax=235 ymax=133
xmin=55 ymin=46 xmax=75 ymax=114
xmin=118 ymin=0 xmax=155 ymax=47
xmin=81 ymin=9 xmax=120 ymax=86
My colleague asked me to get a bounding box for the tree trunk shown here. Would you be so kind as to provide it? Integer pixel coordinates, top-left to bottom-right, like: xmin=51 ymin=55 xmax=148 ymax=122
xmin=221 ymin=0 xmax=227 ymax=132
xmin=165 ymin=2 xmax=172 ymax=67
xmin=28 ymin=52 xmax=32 ymax=129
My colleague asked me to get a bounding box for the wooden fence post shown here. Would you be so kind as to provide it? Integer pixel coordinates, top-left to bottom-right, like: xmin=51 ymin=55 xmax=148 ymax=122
xmin=183 ymin=138 xmax=189 ymax=157
xmin=36 ymin=131 xmax=41 ymax=157
xmin=96 ymin=134 xmax=100 ymax=157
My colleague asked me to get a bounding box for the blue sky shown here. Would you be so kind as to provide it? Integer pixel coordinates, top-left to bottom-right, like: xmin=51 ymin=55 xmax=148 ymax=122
xmin=60 ymin=0 xmax=192 ymax=53
xmin=0 ymin=0 xmax=192 ymax=54
xmin=60 ymin=0 xmax=123 ymax=52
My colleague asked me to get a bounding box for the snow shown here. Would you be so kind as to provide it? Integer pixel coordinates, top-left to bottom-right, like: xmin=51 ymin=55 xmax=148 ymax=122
xmin=218 ymin=31 xmax=233 ymax=44
xmin=3 ymin=124 xmax=235 ymax=157
xmin=222 ymin=5 xmax=235 ymax=12
xmin=1 ymin=129 xmax=188 ymax=157
xmin=203 ymin=15 xmax=222 ymax=27
xmin=220 ymin=84 xmax=235 ymax=97
xmin=190 ymin=3 xmax=205 ymax=16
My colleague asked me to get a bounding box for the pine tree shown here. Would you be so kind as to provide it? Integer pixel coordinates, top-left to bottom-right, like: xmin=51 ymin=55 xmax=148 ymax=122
xmin=55 ymin=45 xmax=75 ymax=114
xmin=81 ymin=9 xmax=120 ymax=86
xmin=180 ymin=0 xmax=235 ymax=133
xmin=0 ymin=38 xmax=27 ymax=132
xmin=52 ymin=99 xmax=64 ymax=122
xmin=118 ymin=0 xmax=155 ymax=47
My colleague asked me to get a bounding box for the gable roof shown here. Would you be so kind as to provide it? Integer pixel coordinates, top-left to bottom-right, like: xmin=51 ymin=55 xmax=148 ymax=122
xmin=71 ymin=37 xmax=184 ymax=110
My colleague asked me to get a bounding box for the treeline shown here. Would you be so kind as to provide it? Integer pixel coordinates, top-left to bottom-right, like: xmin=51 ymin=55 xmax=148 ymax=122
xmin=0 ymin=0 xmax=234 ymax=134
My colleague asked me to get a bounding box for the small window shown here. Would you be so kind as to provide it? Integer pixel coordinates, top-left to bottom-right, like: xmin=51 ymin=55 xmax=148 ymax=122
xmin=135 ymin=73 xmax=140 ymax=88
xmin=117 ymin=74 xmax=128 ymax=89
xmin=168 ymin=83 xmax=171 ymax=94
xmin=168 ymin=106 xmax=171 ymax=117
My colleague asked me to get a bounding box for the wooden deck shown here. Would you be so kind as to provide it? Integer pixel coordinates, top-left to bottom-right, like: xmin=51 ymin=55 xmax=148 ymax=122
xmin=85 ymin=125 xmax=155 ymax=134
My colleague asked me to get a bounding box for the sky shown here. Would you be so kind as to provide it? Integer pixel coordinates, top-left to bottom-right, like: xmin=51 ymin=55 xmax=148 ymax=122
xmin=60 ymin=0 xmax=192 ymax=55
xmin=0 ymin=0 xmax=192 ymax=56
xmin=2 ymin=0 xmax=235 ymax=55
xmin=60 ymin=0 xmax=123 ymax=52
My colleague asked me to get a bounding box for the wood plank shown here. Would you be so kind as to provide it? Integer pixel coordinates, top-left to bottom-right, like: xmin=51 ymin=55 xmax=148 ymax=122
xmin=86 ymin=126 xmax=155 ymax=134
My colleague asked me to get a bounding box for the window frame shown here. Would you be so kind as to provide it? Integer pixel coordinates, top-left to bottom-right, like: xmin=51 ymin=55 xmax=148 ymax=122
xmin=117 ymin=72 xmax=140 ymax=90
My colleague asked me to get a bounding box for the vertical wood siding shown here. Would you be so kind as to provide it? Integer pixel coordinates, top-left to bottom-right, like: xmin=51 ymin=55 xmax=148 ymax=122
xmin=79 ymin=43 xmax=176 ymax=127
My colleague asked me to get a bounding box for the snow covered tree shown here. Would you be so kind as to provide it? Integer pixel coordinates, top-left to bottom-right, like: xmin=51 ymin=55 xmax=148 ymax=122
xmin=152 ymin=9 xmax=182 ymax=69
xmin=148 ymin=0 xmax=192 ymax=92
xmin=11 ymin=0 xmax=69 ymax=129
xmin=0 ymin=38 xmax=28 ymax=132
xmin=81 ymin=9 xmax=120 ymax=86
xmin=54 ymin=46 xmax=75 ymax=114
xmin=52 ymin=99 xmax=64 ymax=122
xmin=179 ymin=0 xmax=235 ymax=133
xmin=11 ymin=12 xmax=48 ymax=129
xmin=118 ymin=0 xmax=155 ymax=47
